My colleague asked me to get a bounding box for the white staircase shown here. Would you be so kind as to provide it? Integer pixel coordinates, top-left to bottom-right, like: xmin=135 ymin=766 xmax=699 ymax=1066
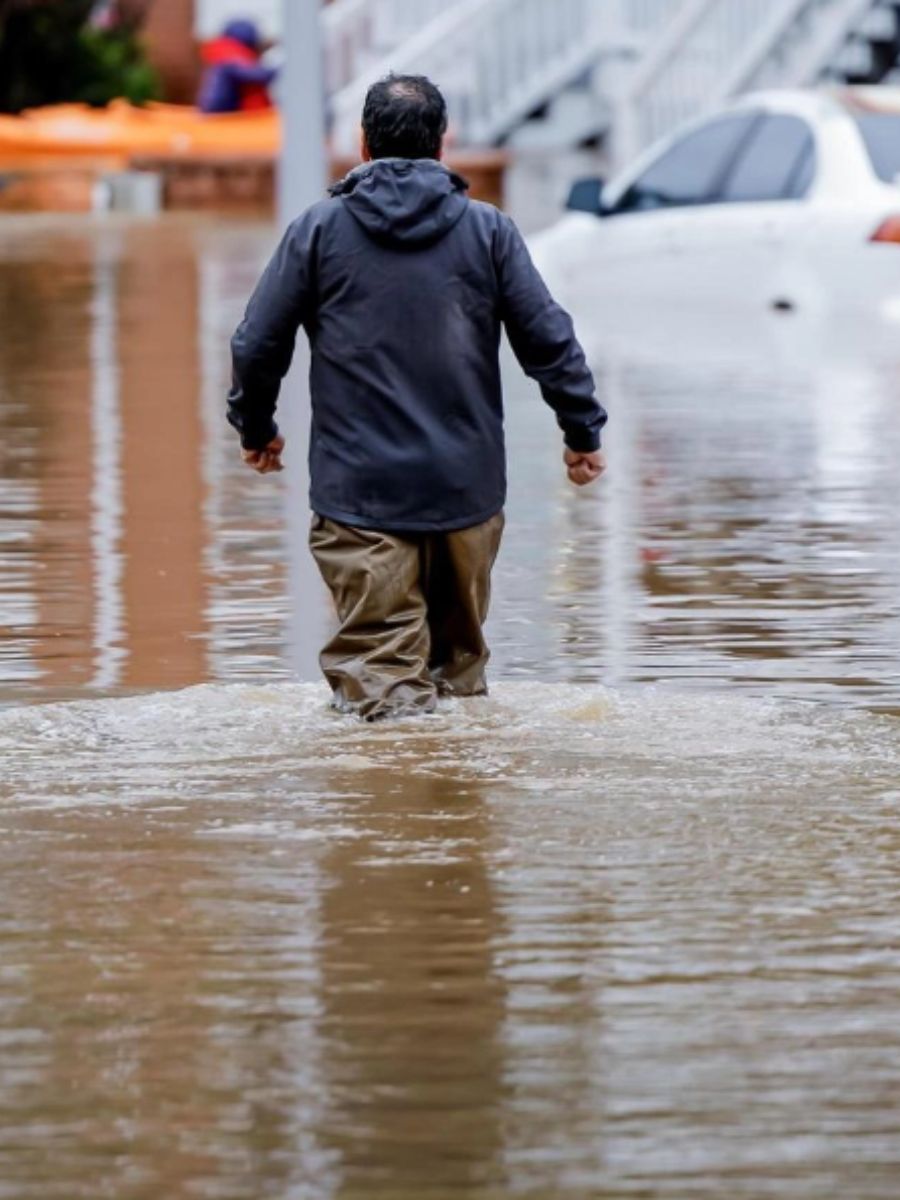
xmin=322 ymin=0 xmax=449 ymax=95
xmin=311 ymin=0 xmax=900 ymax=162
xmin=327 ymin=0 xmax=621 ymax=154
xmin=612 ymin=0 xmax=895 ymax=163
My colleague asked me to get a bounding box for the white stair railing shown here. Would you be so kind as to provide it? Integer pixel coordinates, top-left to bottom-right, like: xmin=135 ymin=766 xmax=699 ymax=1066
xmin=757 ymin=0 xmax=881 ymax=88
xmin=322 ymin=0 xmax=887 ymax=165
xmin=329 ymin=0 xmax=621 ymax=153
xmin=611 ymin=0 xmax=885 ymax=165
xmin=322 ymin=0 xmax=450 ymax=94
xmin=326 ymin=0 xmax=690 ymax=153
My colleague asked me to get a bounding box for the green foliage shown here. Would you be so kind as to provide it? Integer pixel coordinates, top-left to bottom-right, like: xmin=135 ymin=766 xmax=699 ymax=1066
xmin=72 ymin=27 xmax=161 ymax=107
xmin=0 ymin=3 xmax=161 ymax=113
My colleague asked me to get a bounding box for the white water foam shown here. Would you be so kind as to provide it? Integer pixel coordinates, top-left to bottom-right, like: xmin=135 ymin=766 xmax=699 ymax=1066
xmin=0 ymin=682 xmax=898 ymax=811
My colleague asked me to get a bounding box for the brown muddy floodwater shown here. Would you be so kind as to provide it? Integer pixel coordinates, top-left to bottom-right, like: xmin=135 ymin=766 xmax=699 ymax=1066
xmin=1 ymin=213 xmax=900 ymax=1199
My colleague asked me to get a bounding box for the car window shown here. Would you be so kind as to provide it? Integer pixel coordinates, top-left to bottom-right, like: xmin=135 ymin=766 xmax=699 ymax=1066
xmin=611 ymin=114 xmax=758 ymax=215
xmin=851 ymin=113 xmax=900 ymax=184
xmin=720 ymin=115 xmax=815 ymax=202
xmin=785 ymin=140 xmax=816 ymax=199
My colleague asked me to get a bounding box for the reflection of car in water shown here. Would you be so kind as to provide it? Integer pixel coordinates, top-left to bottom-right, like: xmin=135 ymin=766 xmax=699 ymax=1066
xmin=532 ymin=88 xmax=900 ymax=333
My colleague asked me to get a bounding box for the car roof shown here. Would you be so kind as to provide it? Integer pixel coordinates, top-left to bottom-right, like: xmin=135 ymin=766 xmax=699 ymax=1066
xmin=730 ymin=85 xmax=900 ymax=121
xmin=729 ymin=88 xmax=845 ymax=120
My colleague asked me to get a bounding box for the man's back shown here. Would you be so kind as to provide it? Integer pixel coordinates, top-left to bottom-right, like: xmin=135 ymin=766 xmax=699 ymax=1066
xmin=229 ymin=158 xmax=603 ymax=532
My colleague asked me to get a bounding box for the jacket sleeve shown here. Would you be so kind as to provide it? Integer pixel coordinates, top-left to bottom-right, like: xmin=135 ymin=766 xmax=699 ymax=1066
xmin=494 ymin=214 xmax=606 ymax=452
xmin=226 ymin=61 xmax=277 ymax=87
xmin=227 ymin=213 xmax=316 ymax=450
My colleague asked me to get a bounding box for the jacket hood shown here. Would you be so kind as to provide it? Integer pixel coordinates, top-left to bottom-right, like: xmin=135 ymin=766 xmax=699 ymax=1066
xmin=329 ymin=159 xmax=469 ymax=248
xmin=223 ymin=19 xmax=261 ymax=50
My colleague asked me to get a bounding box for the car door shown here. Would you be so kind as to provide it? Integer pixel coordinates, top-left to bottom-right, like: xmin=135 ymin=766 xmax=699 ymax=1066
xmin=598 ymin=112 xmax=760 ymax=305
xmin=695 ymin=112 xmax=818 ymax=314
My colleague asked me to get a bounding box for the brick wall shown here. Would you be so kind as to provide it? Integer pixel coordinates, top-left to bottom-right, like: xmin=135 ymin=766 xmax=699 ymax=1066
xmin=142 ymin=0 xmax=200 ymax=104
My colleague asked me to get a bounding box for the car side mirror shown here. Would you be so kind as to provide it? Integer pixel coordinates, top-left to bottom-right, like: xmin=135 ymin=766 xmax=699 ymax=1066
xmin=565 ymin=176 xmax=606 ymax=216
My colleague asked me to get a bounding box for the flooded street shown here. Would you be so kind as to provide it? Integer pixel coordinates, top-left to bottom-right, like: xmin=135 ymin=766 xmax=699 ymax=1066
xmin=2 ymin=211 xmax=900 ymax=1197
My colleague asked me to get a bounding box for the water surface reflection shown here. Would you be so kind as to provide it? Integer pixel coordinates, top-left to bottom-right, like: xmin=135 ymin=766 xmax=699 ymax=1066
xmin=2 ymin=214 xmax=900 ymax=1199
xmin=1 ymin=685 xmax=899 ymax=1197
xmin=3 ymin=215 xmax=900 ymax=706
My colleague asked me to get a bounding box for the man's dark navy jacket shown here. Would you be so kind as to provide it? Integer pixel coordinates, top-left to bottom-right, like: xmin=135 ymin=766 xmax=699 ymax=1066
xmin=228 ymin=158 xmax=606 ymax=532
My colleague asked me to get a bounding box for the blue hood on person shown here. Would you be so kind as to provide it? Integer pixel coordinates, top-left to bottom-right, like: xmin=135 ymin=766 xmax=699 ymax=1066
xmin=222 ymin=18 xmax=261 ymax=50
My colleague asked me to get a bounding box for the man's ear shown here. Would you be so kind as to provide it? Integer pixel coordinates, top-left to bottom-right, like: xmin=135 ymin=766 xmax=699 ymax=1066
xmin=360 ymin=131 xmax=372 ymax=162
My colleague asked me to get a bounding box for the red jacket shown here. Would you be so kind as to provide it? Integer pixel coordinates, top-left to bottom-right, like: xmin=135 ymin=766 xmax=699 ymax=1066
xmin=198 ymin=36 xmax=274 ymax=114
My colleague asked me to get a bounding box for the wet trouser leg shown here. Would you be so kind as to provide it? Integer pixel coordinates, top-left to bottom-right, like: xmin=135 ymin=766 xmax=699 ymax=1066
xmin=422 ymin=512 xmax=505 ymax=697
xmin=309 ymin=512 xmax=504 ymax=719
xmin=309 ymin=516 xmax=436 ymax=720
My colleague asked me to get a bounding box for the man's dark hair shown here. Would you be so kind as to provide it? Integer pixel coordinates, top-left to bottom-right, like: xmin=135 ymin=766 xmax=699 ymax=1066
xmin=361 ymin=74 xmax=448 ymax=161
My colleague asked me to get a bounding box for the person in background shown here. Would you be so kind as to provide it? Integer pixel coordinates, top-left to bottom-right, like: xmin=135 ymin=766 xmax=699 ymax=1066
xmin=198 ymin=18 xmax=275 ymax=114
xmin=227 ymin=75 xmax=607 ymax=721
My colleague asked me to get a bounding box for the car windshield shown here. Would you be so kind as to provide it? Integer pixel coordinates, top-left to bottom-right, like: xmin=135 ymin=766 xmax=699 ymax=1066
xmin=851 ymin=112 xmax=900 ymax=184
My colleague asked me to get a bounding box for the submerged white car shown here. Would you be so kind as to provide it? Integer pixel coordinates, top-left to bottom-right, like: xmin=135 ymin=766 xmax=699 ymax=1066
xmin=532 ymin=88 xmax=900 ymax=331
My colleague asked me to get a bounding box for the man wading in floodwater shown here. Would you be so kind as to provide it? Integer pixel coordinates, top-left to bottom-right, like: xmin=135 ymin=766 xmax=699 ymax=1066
xmin=228 ymin=74 xmax=607 ymax=720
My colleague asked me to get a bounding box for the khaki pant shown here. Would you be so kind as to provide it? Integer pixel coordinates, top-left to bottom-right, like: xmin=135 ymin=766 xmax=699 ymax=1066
xmin=309 ymin=512 xmax=504 ymax=721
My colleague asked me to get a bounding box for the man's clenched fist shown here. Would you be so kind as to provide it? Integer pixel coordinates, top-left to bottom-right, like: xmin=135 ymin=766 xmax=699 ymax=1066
xmin=242 ymin=434 xmax=285 ymax=474
xmin=564 ymin=448 xmax=606 ymax=487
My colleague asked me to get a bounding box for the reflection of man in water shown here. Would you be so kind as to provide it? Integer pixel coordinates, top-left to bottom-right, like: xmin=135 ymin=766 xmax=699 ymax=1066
xmin=227 ymin=75 xmax=607 ymax=720
xmin=198 ymin=19 xmax=275 ymax=114
xmin=314 ymin=769 xmax=508 ymax=1190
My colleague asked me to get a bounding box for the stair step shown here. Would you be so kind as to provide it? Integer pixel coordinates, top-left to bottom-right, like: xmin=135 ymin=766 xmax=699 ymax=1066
xmin=835 ymin=37 xmax=877 ymax=73
xmin=506 ymin=87 xmax=609 ymax=150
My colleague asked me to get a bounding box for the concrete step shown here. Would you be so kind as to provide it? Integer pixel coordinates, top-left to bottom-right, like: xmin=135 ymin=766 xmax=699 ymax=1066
xmin=506 ymin=86 xmax=610 ymax=152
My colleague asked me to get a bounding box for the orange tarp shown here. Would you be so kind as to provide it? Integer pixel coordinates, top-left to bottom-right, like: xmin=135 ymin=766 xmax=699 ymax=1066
xmin=0 ymin=100 xmax=281 ymax=158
